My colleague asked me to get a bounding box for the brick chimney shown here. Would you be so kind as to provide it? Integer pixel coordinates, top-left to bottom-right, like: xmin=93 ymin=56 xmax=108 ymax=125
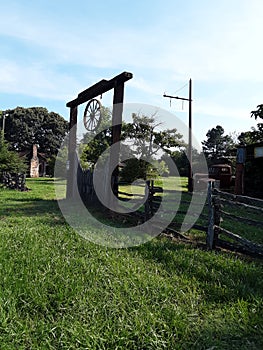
xmin=30 ymin=144 xmax=39 ymax=177
xmin=32 ymin=144 xmax=38 ymax=159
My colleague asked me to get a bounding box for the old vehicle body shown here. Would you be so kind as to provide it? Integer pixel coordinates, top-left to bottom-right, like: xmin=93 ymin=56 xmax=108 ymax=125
xmin=194 ymin=164 xmax=234 ymax=190
xmin=209 ymin=164 xmax=233 ymax=188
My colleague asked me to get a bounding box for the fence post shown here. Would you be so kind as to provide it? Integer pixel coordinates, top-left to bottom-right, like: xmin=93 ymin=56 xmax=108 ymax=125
xmin=144 ymin=180 xmax=151 ymax=221
xmin=213 ymin=195 xmax=221 ymax=247
xmin=207 ymin=180 xmax=215 ymax=250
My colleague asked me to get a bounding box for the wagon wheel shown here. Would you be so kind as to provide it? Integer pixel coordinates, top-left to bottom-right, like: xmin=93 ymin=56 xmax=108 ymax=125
xmin=83 ymin=99 xmax=102 ymax=131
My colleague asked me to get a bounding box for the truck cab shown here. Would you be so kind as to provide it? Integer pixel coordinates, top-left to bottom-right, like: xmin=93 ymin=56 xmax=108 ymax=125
xmin=209 ymin=164 xmax=233 ymax=188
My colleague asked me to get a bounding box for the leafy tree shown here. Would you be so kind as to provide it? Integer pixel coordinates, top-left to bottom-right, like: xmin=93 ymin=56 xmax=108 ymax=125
xmin=120 ymin=158 xmax=169 ymax=183
xmin=0 ymin=136 xmax=27 ymax=177
xmin=3 ymin=107 xmax=68 ymax=157
xmin=169 ymin=150 xmax=188 ymax=176
xmin=251 ymin=104 xmax=263 ymax=120
xmin=120 ymin=158 xmax=149 ymax=182
xmin=165 ymin=147 xmax=206 ymax=177
xmin=81 ymin=110 xmax=184 ymax=176
xmin=202 ymin=125 xmax=235 ymax=165
xmin=155 ymin=160 xmax=169 ymax=177
xmin=120 ymin=113 xmax=184 ymax=182
xmin=238 ymin=123 xmax=263 ymax=145
xmin=122 ymin=113 xmax=185 ymax=158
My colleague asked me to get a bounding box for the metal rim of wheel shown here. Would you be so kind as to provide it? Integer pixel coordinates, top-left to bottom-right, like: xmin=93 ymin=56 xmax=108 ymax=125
xmin=83 ymin=98 xmax=102 ymax=131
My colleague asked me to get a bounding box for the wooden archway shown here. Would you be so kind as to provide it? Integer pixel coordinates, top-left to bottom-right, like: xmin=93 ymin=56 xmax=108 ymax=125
xmin=66 ymin=71 xmax=133 ymax=199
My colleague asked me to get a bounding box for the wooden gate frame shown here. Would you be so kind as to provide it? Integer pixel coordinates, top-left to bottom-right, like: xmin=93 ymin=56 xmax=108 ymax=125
xmin=66 ymin=71 xmax=133 ymax=199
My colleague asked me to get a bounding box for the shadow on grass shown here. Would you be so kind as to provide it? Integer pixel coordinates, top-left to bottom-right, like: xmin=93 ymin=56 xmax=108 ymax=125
xmin=131 ymin=239 xmax=263 ymax=348
xmin=26 ymin=178 xmax=54 ymax=182
xmin=133 ymin=238 xmax=263 ymax=303
xmin=0 ymin=197 xmax=66 ymax=226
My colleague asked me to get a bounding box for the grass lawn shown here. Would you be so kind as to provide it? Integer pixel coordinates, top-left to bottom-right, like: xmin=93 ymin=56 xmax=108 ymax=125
xmin=0 ymin=178 xmax=262 ymax=349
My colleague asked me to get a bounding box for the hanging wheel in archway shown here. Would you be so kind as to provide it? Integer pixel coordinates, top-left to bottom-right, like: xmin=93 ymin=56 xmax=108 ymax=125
xmin=83 ymin=98 xmax=102 ymax=131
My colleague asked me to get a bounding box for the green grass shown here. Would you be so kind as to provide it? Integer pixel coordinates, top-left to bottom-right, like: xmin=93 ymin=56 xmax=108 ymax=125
xmin=118 ymin=177 xmax=187 ymax=199
xmin=0 ymin=178 xmax=263 ymax=349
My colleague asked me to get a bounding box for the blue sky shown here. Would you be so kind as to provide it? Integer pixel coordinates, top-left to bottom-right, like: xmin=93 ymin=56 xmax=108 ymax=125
xmin=0 ymin=0 xmax=262 ymax=143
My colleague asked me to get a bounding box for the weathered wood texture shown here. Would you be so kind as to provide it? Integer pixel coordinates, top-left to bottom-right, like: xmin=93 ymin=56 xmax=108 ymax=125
xmin=67 ymin=72 xmax=132 ymax=108
xmin=213 ymin=188 xmax=263 ymax=208
xmin=211 ymin=188 xmax=263 ymax=256
xmin=206 ymin=181 xmax=215 ymax=250
xmin=215 ymin=226 xmax=263 ymax=257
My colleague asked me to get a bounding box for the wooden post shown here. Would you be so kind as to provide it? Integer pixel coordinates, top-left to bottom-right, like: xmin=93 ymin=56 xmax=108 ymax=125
xmin=150 ymin=180 xmax=154 ymax=215
xmin=188 ymin=79 xmax=193 ymax=193
xmin=213 ymin=196 xmax=221 ymax=247
xmin=144 ymin=180 xmax=151 ymax=221
xmin=111 ymin=82 xmax=124 ymax=198
xmin=66 ymin=106 xmax=78 ymax=199
xmin=207 ymin=180 xmax=215 ymax=250
xmin=234 ymin=146 xmax=246 ymax=195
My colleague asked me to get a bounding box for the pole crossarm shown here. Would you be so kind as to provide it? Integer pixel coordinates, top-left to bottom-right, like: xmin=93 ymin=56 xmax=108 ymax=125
xmin=163 ymin=93 xmax=192 ymax=102
xmin=67 ymin=71 xmax=133 ymax=108
xmin=163 ymin=79 xmax=193 ymax=192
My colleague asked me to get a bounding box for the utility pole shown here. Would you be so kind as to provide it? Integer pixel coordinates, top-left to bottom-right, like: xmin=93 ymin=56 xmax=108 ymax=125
xmin=163 ymin=79 xmax=193 ymax=192
xmin=1 ymin=112 xmax=9 ymax=139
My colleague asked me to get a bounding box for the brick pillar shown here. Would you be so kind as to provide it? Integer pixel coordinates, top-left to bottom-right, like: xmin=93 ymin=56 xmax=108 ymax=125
xmin=30 ymin=144 xmax=39 ymax=177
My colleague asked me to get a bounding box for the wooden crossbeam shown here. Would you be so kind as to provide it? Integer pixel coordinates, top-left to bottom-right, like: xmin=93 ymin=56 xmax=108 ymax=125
xmin=67 ymin=72 xmax=133 ymax=108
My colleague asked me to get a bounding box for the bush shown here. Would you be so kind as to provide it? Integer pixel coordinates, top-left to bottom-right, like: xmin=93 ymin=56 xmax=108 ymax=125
xmin=120 ymin=159 xmax=169 ymax=183
xmin=0 ymin=135 xmax=27 ymax=179
xmin=120 ymin=158 xmax=149 ymax=183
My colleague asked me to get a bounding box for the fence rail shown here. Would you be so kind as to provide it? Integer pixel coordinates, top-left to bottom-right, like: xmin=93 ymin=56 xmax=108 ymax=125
xmin=77 ymin=167 xmax=263 ymax=257
xmin=207 ymin=185 xmax=263 ymax=257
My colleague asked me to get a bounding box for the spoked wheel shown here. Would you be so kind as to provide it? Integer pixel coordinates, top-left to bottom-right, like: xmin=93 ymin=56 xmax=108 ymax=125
xmin=83 ymin=99 xmax=102 ymax=131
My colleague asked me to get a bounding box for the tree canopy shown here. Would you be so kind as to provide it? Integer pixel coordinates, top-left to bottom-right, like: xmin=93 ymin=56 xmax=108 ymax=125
xmin=122 ymin=112 xmax=185 ymax=158
xmin=3 ymin=107 xmax=68 ymax=157
xmin=80 ymin=110 xmax=185 ymax=181
xmin=251 ymin=104 xmax=263 ymax=120
xmin=202 ymin=125 xmax=235 ymax=164
xmin=238 ymin=123 xmax=263 ymax=145
xmin=0 ymin=135 xmax=27 ymax=177
xmin=235 ymin=104 xmax=263 ymax=145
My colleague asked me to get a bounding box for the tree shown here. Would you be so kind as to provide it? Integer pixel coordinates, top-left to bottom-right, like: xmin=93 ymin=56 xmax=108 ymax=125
xmin=251 ymin=104 xmax=263 ymax=120
xmin=122 ymin=112 xmax=185 ymax=158
xmin=120 ymin=112 xmax=184 ymax=181
xmin=0 ymin=136 xmax=27 ymax=177
xmin=202 ymin=125 xmax=235 ymax=165
xmin=3 ymin=107 xmax=68 ymax=157
xmin=81 ymin=110 xmax=184 ymax=182
xmin=238 ymin=123 xmax=263 ymax=145
xmin=169 ymin=150 xmax=188 ymax=176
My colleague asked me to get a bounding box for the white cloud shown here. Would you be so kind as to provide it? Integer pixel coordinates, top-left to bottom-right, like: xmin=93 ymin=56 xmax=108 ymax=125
xmin=0 ymin=60 xmax=81 ymax=100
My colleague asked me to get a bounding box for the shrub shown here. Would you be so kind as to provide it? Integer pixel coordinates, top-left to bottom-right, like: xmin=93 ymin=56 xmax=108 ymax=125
xmin=0 ymin=135 xmax=27 ymax=179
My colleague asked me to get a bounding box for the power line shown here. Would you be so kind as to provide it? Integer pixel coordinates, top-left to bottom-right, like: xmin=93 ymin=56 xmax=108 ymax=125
xmin=173 ymin=82 xmax=188 ymax=95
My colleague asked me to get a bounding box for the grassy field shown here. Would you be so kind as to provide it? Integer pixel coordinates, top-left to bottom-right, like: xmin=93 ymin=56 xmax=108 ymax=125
xmin=0 ymin=178 xmax=263 ymax=349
